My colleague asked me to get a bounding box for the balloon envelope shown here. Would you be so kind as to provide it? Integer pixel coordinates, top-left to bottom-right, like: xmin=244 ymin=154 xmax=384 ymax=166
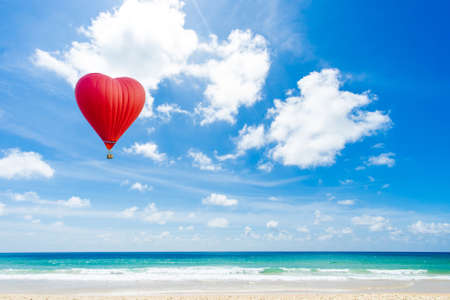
xmin=75 ymin=73 xmax=145 ymax=150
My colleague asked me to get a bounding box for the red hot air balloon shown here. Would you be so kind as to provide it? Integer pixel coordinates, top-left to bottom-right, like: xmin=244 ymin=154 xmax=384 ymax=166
xmin=75 ymin=73 xmax=145 ymax=159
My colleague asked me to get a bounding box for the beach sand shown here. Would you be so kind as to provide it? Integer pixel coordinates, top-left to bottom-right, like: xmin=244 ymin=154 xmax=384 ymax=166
xmin=1 ymin=294 xmax=450 ymax=299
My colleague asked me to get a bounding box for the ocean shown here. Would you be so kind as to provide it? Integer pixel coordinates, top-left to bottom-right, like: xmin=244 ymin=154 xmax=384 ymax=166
xmin=1 ymin=252 xmax=449 ymax=281
xmin=0 ymin=252 xmax=449 ymax=294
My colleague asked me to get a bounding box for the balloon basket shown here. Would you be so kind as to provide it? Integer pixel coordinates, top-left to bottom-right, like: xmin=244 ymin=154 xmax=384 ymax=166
xmin=107 ymin=152 xmax=113 ymax=159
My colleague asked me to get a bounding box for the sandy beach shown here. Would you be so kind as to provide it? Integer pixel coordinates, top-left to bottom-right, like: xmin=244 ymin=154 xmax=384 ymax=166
xmin=1 ymin=294 xmax=450 ymax=299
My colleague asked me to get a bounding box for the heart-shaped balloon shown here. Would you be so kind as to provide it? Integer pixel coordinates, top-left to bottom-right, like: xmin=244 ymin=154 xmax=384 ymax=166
xmin=75 ymin=73 xmax=145 ymax=151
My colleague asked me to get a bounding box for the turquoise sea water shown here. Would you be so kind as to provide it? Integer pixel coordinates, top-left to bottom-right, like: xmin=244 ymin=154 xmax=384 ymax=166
xmin=0 ymin=252 xmax=449 ymax=282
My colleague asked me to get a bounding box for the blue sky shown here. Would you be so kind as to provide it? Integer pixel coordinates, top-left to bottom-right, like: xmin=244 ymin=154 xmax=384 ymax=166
xmin=0 ymin=0 xmax=449 ymax=252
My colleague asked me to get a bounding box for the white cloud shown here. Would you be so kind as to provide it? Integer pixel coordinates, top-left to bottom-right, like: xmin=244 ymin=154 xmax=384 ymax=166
xmin=352 ymin=215 xmax=392 ymax=232
xmin=130 ymin=182 xmax=153 ymax=192
xmin=266 ymin=220 xmax=279 ymax=229
xmin=11 ymin=191 xmax=40 ymax=203
xmin=265 ymin=230 xmax=293 ymax=241
xmin=409 ymin=221 xmax=450 ymax=235
xmin=188 ymin=150 xmax=221 ymax=171
xmin=372 ymin=143 xmax=385 ymax=149
xmin=268 ymin=196 xmax=278 ymax=201
xmin=52 ymin=221 xmax=64 ymax=228
xmin=243 ymin=226 xmax=260 ymax=239
xmin=0 ymin=202 xmax=5 ymax=216
xmin=0 ymin=149 xmax=54 ymax=179
xmin=124 ymin=142 xmax=166 ymax=161
xmin=57 ymin=196 xmax=90 ymax=208
xmin=34 ymin=1 xmax=270 ymax=123
xmin=368 ymin=176 xmax=375 ymax=182
xmin=257 ymin=161 xmax=273 ymax=172
xmin=326 ymin=193 xmax=336 ymax=201
xmin=121 ymin=206 xmax=139 ymax=218
xmin=367 ymin=152 xmax=395 ymax=167
xmin=337 ymin=199 xmax=355 ymax=206
xmin=339 ymin=179 xmax=354 ymax=185
xmin=313 ymin=210 xmax=333 ymax=225
xmin=236 ymin=124 xmax=266 ymax=153
xmin=266 ymin=69 xmax=391 ymax=169
xmin=207 ymin=217 xmax=229 ymax=228
xmin=156 ymin=103 xmax=189 ymax=120
xmin=319 ymin=226 xmax=352 ymax=240
xmin=11 ymin=192 xmax=90 ymax=208
xmin=202 ymin=193 xmax=238 ymax=206
xmin=381 ymin=184 xmax=390 ymax=189
xmin=133 ymin=231 xmax=171 ymax=242
xmin=216 ymin=124 xmax=266 ymax=161
xmin=178 ymin=225 xmax=194 ymax=231
xmin=244 ymin=226 xmax=252 ymax=235
xmin=189 ymin=30 xmax=270 ymax=125
xmin=296 ymin=226 xmax=309 ymax=233
xmin=33 ymin=0 xmax=200 ymax=117
xmin=285 ymin=88 xmax=296 ymax=96
xmin=143 ymin=203 xmax=173 ymax=224
xmin=355 ymin=166 xmax=366 ymax=171
xmin=24 ymin=215 xmax=41 ymax=224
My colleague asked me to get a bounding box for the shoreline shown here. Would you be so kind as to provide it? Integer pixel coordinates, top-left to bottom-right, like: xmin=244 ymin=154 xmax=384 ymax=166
xmin=1 ymin=294 xmax=450 ymax=300
xmin=0 ymin=279 xmax=450 ymax=296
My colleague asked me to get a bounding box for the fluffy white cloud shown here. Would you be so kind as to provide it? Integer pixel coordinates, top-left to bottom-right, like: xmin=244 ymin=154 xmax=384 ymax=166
xmin=368 ymin=152 xmax=395 ymax=167
xmin=207 ymin=217 xmax=229 ymax=228
xmin=313 ymin=210 xmax=333 ymax=225
xmin=0 ymin=202 xmax=5 ymax=216
xmin=189 ymin=30 xmax=270 ymax=125
xmin=337 ymin=199 xmax=355 ymax=206
xmin=143 ymin=203 xmax=173 ymax=224
xmin=216 ymin=124 xmax=266 ymax=161
xmin=34 ymin=1 xmax=270 ymax=122
xmin=124 ymin=142 xmax=166 ymax=161
xmin=33 ymin=0 xmax=200 ymax=117
xmin=266 ymin=220 xmax=279 ymax=229
xmin=121 ymin=206 xmax=139 ymax=218
xmin=236 ymin=124 xmax=266 ymax=153
xmin=266 ymin=69 xmax=391 ymax=169
xmin=352 ymin=215 xmax=392 ymax=232
xmin=202 ymin=193 xmax=238 ymax=206
xmin=0 ymin=149 xmax=54 ymax=179
xmin=130 ymin=182 xmax=153 ymax=192
xmin=409 ymin=221 xmax=450 ymax=235
xmin=57 ymin=196 xmax=91 ymax=208
xmin=188 ymin=150 xmax=221 ymax=171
